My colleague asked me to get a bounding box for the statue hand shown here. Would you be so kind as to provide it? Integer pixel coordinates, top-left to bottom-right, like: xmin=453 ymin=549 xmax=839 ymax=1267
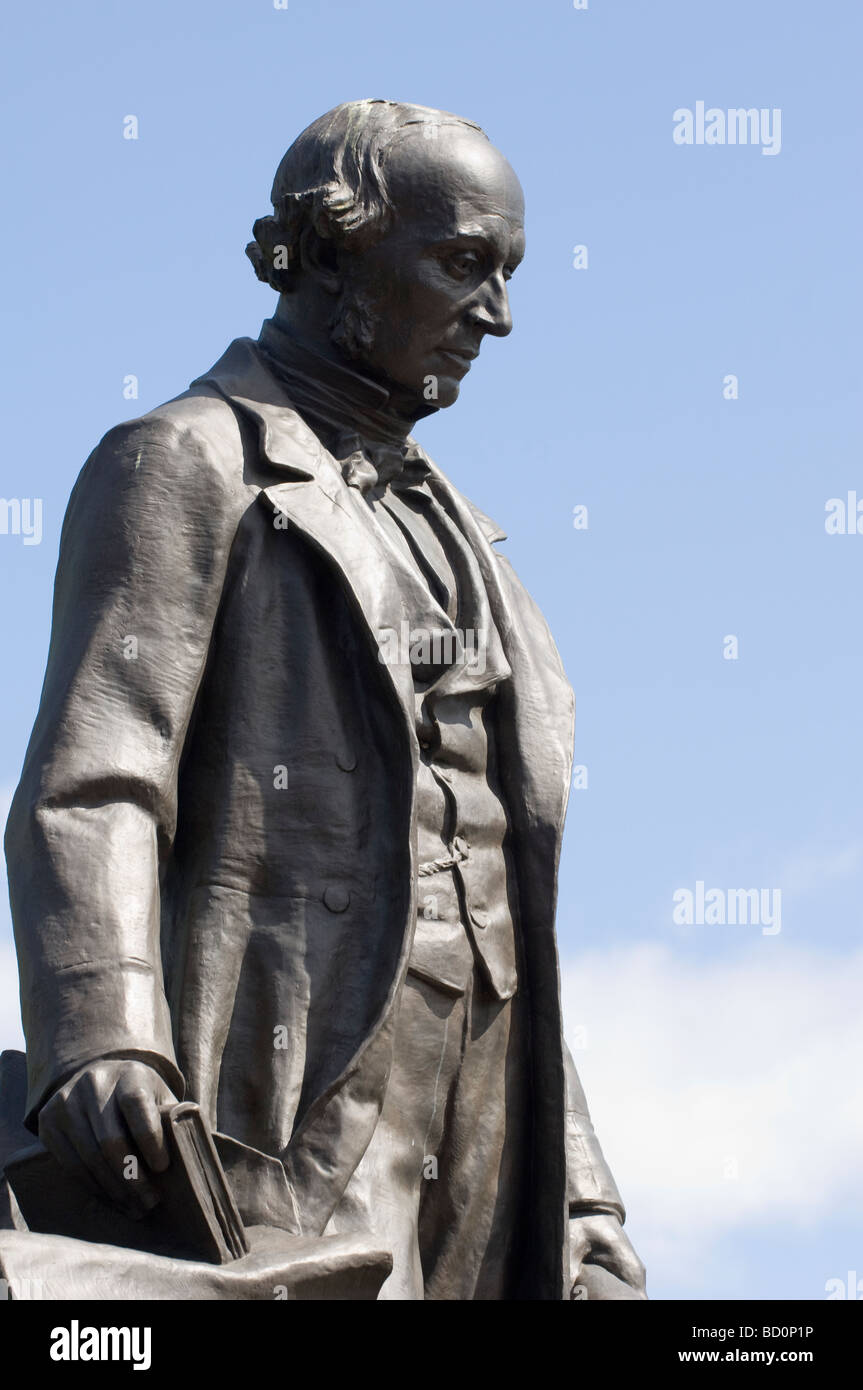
xmin=37 ymin=1058 xmax=178 ymax=1219
xmin=568 ymin=1212 xmax=647 ymax=1299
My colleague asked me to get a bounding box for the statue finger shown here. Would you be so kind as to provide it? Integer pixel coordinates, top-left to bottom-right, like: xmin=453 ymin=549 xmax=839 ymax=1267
xmin=117 ymin=1083 xmax=170 ymax=1173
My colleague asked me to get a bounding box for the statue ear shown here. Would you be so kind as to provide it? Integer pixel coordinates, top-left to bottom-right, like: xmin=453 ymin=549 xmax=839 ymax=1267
xmin=297 ymin=223 xmax=342 ymax=293
xmin=247 ymin=215 xmax=293 ymax=292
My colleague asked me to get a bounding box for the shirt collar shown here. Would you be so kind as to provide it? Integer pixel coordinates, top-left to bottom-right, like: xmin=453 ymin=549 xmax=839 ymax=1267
xmin=258 ymin=316 xmax=423 ymax=448
xmin=258 ymin=317 xmax=435 ymax=494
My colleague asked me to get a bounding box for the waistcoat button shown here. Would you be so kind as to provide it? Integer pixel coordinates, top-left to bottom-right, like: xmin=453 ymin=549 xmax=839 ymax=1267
xmin=323 ymin=885 xmax=351 ymax=913
xmin=335 ymin=748 xmax=357 ymax=772
xmin=471 ymin=908 xmax=489 ymax=929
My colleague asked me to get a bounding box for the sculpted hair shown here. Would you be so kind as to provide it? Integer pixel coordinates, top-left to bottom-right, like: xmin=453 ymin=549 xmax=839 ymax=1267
xmin=246 ymin=98 xmax=487 ymax=292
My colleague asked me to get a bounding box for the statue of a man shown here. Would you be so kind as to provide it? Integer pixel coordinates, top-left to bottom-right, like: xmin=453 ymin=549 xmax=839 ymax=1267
xmin=4 ymin=99 xmax=645 ymax=1300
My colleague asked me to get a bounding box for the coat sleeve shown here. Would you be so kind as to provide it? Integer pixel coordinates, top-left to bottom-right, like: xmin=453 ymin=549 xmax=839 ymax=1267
xmin=564 ymin=1042 xmax=626 ymax=1222
xmin=4 ymin=411 xmax=239 ymax=1128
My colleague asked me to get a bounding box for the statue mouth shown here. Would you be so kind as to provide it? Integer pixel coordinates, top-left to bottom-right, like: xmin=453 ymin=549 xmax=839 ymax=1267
xmin=437 ymin=348 xmax=478 ymax=371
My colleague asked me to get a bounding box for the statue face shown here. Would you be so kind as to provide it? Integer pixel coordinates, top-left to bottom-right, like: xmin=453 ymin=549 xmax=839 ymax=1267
xmin=337 ymin=127 xmax=526 ymax=410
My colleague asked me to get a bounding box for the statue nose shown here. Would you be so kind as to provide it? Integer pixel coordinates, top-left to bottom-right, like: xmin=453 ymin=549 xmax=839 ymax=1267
xmin=468 ymin=286 xmax=512 ymax=338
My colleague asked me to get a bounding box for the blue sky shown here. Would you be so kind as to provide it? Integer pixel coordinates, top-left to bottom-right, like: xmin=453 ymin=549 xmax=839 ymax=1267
xmin=1 ymin=0 xmax=861 ymax=1300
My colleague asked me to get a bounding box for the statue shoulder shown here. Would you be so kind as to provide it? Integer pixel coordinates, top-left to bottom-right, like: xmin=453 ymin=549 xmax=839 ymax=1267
xmin=71 ymin=386 xmax=252 ymax=535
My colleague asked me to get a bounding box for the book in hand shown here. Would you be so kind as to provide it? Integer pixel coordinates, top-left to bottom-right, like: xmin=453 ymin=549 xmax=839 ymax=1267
xmin=4 ymin=1101 xmax=250 ymax=1265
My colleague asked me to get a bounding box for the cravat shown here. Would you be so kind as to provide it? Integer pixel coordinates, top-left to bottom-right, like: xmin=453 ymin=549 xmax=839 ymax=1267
xmin=334 ymin=431 xmax=431 ymax=495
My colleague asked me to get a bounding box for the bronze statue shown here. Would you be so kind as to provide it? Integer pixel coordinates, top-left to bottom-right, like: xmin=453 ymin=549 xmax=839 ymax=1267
xmin=1 ymin=99 xmax=646 ymax=1300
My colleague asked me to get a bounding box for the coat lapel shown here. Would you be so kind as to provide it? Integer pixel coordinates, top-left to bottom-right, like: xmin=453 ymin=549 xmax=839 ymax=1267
xmin=194 ymin=339 xmax=421 ymax=729
xmin=423 ymin=460 xmax=575 ymax=842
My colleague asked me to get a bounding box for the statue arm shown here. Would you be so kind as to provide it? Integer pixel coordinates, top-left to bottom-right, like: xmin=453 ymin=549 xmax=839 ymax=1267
xmin=564 ymin=1043 xmax=648 ymax=1297
xmin=4 ymin=412 xmax=237 ymax=1129
xmin=563 ymin=1041 xmax=626 ymax=1221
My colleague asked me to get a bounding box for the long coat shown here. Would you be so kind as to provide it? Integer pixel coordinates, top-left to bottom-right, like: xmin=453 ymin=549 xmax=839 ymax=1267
xmin=5 ymin=336 xmax=622 ymax=1298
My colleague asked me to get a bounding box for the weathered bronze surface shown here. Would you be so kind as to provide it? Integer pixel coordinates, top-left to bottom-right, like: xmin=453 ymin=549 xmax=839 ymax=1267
xmin=1 ymin=100 xmax=645 ymax=1300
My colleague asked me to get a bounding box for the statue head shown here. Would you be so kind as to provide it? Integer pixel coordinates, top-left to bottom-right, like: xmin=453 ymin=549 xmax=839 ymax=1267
xmin=247 ymin=99 xmax=525 ymax=413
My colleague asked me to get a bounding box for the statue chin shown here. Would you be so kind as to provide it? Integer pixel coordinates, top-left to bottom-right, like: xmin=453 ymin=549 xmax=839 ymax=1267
xmin=429 ymin=378 xmax=461 ymax=409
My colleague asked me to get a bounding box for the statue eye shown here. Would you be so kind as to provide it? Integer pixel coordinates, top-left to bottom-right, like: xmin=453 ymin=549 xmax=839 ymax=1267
xmin=446 ymin=250 xmax=482 ymax=278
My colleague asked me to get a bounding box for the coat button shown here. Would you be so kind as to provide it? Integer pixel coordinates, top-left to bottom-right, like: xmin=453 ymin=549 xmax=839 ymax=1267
xmin=323 ymin=885 xmax=351 ymax=913
xmin=335 ymin=748 xmax=357 ymax=772
xmin=472 ymin=908 xmax=489 ymax=929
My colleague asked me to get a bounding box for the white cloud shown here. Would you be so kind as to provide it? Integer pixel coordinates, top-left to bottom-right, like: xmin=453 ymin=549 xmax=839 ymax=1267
xmin=562 ymin=943 xmax=863 ymax=1285
xmin=0 ymin=784 xmax=24 ymax=1052
xmin=0 ymin=939 xmax=24 ymax=1052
